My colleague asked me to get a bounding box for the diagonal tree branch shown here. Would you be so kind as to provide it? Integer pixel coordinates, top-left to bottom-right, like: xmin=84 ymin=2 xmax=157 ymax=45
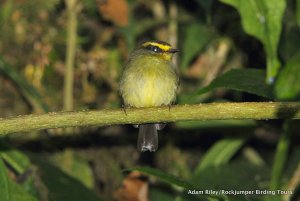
xmin=0 ymin=102 xmax=300 ymax=135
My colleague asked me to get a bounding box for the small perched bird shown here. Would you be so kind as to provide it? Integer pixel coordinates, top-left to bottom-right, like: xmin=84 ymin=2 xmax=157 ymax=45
xmin=120 ymin=41 xmax=179 ymax=152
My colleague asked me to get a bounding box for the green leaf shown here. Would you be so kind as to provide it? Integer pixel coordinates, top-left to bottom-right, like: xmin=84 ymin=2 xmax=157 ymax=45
xmin=50 ymin=149 xmax=94 ymax=189
xmin=270 ymin=120 xmax=292 ymax=190
xmin=181 ymin=24 xmax=215 ymax=69
xmin=0 ymin=141 xmax=31 ymax=174
xmin=0 ymin=56 xmax=48 ymax=112
xmin=9 ymin=181 xmax=38 ymax=201
xmin=194 ymin=137 xmax=247 ymax=175
xmin=0 ymin=151 xmax=30 ymax=174
xmin=31 ymin=156 xmax=102 ymax=201
xmin=0 ymin=158 xmax=11 ymax=201
xmin=0 ymin=158 xmax=38 ymax=201
xmin=129 ymin=167 xmax=194 ymax=189
xmin=219 ymin=0 xmax=286 ymax=83
xmin=196 ymin=69 xmax=274 ymax=99
xmin=275 ymin=51 xmax=300 ymax=100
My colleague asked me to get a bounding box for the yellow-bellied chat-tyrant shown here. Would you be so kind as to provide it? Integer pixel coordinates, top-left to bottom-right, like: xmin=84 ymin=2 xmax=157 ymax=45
xmin=120 ymin=41 xmax=179 ymax=152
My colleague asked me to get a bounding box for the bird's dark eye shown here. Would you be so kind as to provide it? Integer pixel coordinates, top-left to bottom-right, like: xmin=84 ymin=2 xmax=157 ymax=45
xmin=152 ymin=46 xmax=158 ymax=52
xmin=144 ymin=45 xmax=162 ymax=53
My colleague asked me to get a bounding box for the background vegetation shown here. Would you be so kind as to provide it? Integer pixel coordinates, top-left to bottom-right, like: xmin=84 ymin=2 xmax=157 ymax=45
xmin=0 ymin=0 xmax=299 ymax=200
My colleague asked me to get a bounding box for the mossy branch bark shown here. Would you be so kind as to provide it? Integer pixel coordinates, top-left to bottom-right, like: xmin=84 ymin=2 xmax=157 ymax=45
xmin=0 ymin=102 xmax=300 ymax=135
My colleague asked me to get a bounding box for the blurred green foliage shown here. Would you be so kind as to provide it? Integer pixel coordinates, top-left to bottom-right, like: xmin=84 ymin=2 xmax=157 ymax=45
xmin=0 ymin=0 xmax=300 ymax=201
xmin=196 ymin=69 xmax=274 ymax=99
xmin=220 ymin=0 xmax=286 ymax=83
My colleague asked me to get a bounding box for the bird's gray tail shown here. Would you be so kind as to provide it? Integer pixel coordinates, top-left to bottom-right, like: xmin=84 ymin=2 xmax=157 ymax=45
xmin=137 ymin=123 xmax=165 ymax=152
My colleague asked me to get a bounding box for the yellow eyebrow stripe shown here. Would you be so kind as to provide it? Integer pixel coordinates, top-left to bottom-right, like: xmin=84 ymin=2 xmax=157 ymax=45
xmin=142 ymin=42 xmax=171 ymax=51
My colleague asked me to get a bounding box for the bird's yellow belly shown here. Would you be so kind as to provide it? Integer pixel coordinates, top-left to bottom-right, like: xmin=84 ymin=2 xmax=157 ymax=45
xmin=121 ymin=63 xmax=177 ymax=108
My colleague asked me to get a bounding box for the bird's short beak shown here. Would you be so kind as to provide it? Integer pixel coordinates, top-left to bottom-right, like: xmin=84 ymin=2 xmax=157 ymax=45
xmin=168 ymin=48 xmax=179 ymax=53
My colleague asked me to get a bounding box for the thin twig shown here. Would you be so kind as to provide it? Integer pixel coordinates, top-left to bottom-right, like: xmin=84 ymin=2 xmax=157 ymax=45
xmin=270 ymin=120 xmax=292 ymax=191
xmin=285 ymin=163 xmax=300 ymax=201
xmin=63 ymin=0 xmax=78 ymax=111
xmin=169 ymin=1 xmax=178 ymax=66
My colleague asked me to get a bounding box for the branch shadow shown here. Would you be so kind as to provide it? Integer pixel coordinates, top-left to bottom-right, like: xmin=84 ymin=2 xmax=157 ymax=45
xmin=275 ymin=103 xmax=300 ymax=119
